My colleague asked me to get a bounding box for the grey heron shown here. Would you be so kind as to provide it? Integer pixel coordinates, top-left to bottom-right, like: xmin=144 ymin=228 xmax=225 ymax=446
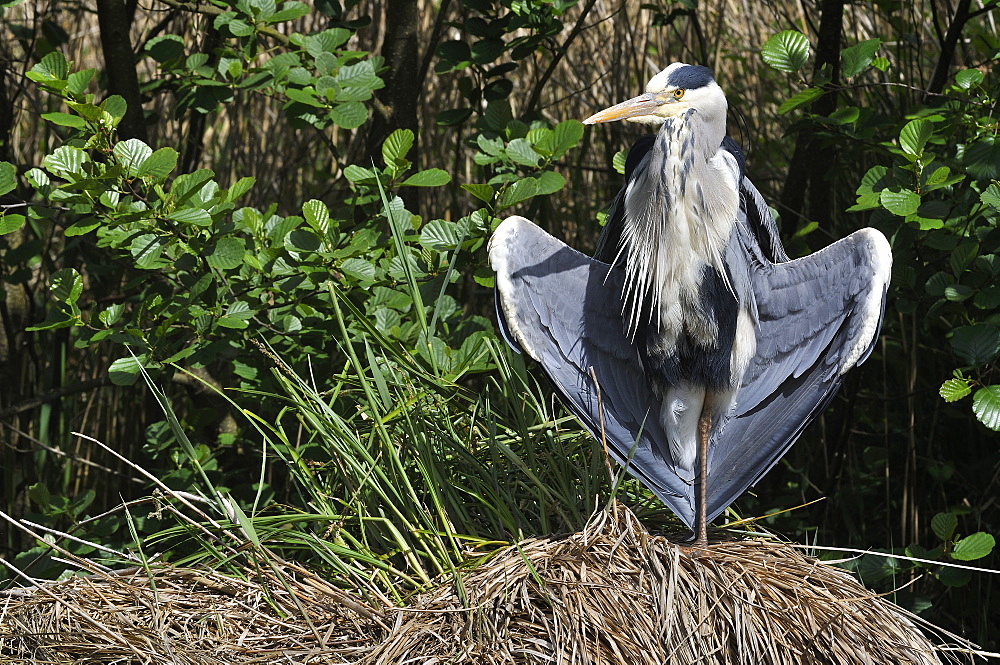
xmin=489 ymin=63 xmax=892 ymax=545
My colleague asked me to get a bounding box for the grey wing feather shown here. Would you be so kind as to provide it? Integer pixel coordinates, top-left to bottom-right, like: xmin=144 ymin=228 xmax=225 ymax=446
xmin=704 ymin=221 xmax=892 ymax=522
xmin=490 ymin=215 xmax=698 ymax=527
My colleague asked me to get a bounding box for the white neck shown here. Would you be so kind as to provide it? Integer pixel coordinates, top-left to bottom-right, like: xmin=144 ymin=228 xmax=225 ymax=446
xmin=613 ymin=114 xmax=740 ymax=343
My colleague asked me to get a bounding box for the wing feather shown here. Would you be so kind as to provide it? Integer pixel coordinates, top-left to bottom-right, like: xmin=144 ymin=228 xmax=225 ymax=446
xmin=490 ymin=216 xmax=697 ymax=526
xmin=704 ymin=225 xmax=891 ymax=520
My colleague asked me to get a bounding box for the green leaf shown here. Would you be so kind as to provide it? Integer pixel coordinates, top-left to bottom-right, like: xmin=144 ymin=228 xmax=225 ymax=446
xmin=170 ymin=169 xmax=214 ymax=204
xmin=0 ymin=161 xmax=15 ymax=196
xmin=99 ymin=303 xmax=124 ymax=326
xmin=461 ymin=183 xmax=494 ymax=203
xmin=436 ymin=39 xmax=471 ymax=66
xmin=113 ymin=138 xmax=153 ymax=176
xmin=975 ymin=285 xmax=1000 ymax=310
xmin=612 ymin=150 xmax=627 ymax=175
xmin=483 ymin=100 xmax=512 ymax=132
xmin=954 ymin=68 xmax=984 ymax=89
xmin=168 ymin=208 xmax=213 ymax=226
xmin=840 ymin=38 xmax=881 ymax=78
xmin=761 ymin=30 xmax=810 ymax=73
xmin=827 ymin=106 xmax=859 ymax=125
xmin=44 ymin=146 xmax=88 ymax=176
xmin=227 ymin=176 xmax=256 ymax=201
xmin=41 ymin=112 xmax=86 ymax=128
xmin=857 ymin=165 xmax=888 ymax=195
xmin=328 ymin=101 xmax=367 ymax=129
xmin=224 ymin=300 xmax=254 ymax=321
xmin=499 ymin=177 xmax=537 ymax=209
xmin=285 ymin=87 xmax=324 ymax=107
xmin=266 ymin=1 xmax=310 ymax=23
xmin=964 ymin=137 xmax=1000 ymax=181
xmin=302 ymin=27 xmax=351 ymax=55
xmin=880 ymin=188 xmax=920 ymax=216
xmin=226 ymin=65 xmax=248 ymax=88
xmin=871 ymin=56 xmax=889 ymax=71
xmin=973 ymin=386 xmax=1000 ymax=431
xmin=25 ymin=308 xmax=80 ymax=332
xmin=926 ymin=269 xmax=953 ymax=295
xmin=950 ymin=240 xmax=978 ymax=276
xmin=777 ymin=87 xmax=822 ymax=114
xmin=0 ymin=214 xmax=25 ymax=234
xmin=473 ymin=267 xmax=494 ymax=287
xmin=146 ymin=35 xmax=185 ymax=62
xmin=217 ymin=13 xmax=254 ymax=36
xmin=208 ymin=237 xmax=247 ymax=270
xmin=940 ymin=379 xmax=972 ymax=403
xmin=218 ymin=316 xmax=250 ymax=330
xmin=102 ymin=95 xmax=127 ymax=121
xmin=136 ymin=147 xmax=178 ymax=180
xmin=944 ymin=284 xmax=973 ymax=302
xmin=302 ymin=199 xmax=330 ymax=234
xmin=981 ymin=183 xmax=1000 ymax=210
xmin=951 ymin=531 xmax=995 ymax=561
xmin=950 ymin=324 xmax=1000 ymax=366
xmin=924 ymin=165 xmax=961 ymax=191
xmin=912 ymin=216 xmax=944 ymax=231
xmin=336 ymin=61 xmax=380 ymax=89
xmin=31 ymin=51 xmax=69 ymax=81
xmin=65 ymin=102 xmax=101 ymax=123
xmin=287 ymin=228 xmax=321 ymax=252
xmin=471 ymin=38 xmax=504 ymax=64
xmin=51 ymin=268 xmax=83 ymax=304
xmin=436 ymin=108 xmax=473 ymax=126
xmin=382 ymin=129 xmax=414 ymax=169
xmin=535 ymin=170 xmax=566 ymax=196
xmin=936 ymin=564 xmax=972 ymax=587
xmin=931 ymin=512 xmax=958 ymax=541
xmin=130 ymin=234 xmax=168 ymax=269
xmin=420 ymin=219 xmax=461 ymax=250
xmin=109 ymin=356 xmax=143 ymax=386
xmin=401 ymin=169 xmax=451 ymax=187
xmin=343 ymin=165 xmax=378 ymax=184
xmin=899 ymin=119 xmax=932 ymax=156
xmin=340 ymin=257 xmax=376 ymax=282
xmin=549 ymin=120 xmax=584 ymax=158
xmin=477 ymin=135 xmax=504 ymax=157
xmin=24 ymin=168 xmax=48 ymax=189
xmin=505 ymin=138 xmax=541 ymax=166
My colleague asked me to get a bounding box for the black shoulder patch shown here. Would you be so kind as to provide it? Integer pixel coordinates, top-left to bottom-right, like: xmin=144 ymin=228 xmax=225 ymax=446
xmin=721 ymin=135 xmax=746 ymax=181
xmin=667 ymin=65 xmax=714 ymax=90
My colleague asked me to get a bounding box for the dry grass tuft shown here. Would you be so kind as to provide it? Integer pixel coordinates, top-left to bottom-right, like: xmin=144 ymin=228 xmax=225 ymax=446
xmin=1 ymin=502 xmax=985 ymax=664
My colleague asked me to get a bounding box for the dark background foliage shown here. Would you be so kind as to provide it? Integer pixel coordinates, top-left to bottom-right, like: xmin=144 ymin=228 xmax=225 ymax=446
xmin=1 ymin=0 xmax=998 ymax=648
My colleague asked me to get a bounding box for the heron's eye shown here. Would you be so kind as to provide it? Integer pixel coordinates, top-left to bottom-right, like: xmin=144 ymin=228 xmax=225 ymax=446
xmin=672 ymin=89 xmax=685 ymax=99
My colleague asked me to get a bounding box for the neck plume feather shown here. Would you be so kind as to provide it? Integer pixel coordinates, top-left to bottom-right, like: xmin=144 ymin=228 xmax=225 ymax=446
xmin=611 ymin=113 xmax=739 ymax=342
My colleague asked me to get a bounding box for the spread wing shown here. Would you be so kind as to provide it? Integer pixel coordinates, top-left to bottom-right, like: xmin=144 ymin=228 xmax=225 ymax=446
xmin=490 ymin=216 xmax=698 ymax=527
xmin=705 ymin=223 xmax=892 ymax=519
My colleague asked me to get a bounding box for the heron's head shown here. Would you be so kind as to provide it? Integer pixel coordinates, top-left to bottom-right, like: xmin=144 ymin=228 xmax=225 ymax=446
xmin=583 ymin=63 xmax=726 ymax=127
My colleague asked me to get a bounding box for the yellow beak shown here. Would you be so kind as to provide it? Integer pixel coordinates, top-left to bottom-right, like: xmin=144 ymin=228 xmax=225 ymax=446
xmin=582 ymin=92 xmax=666 ymax=124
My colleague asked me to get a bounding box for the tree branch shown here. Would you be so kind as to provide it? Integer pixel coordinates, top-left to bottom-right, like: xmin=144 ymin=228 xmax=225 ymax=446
xmin=97 ymin=0 xmax=148 ymax=141
xmin=525 ymin=0 xmax=599 ymax=115
xmin=0 ymin=377 xmax=115 ymax=419
xmin=926 ymin=0 xmax=973 ymax=98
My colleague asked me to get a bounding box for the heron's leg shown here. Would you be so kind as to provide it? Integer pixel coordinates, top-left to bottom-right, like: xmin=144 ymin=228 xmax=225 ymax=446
xmin=694 ymin=392 xmax=714 ymax=547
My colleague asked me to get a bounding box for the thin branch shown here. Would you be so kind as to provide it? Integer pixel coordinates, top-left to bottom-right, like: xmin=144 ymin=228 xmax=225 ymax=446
xmin=525 ymin=0 xmax=599 ymax=115
xmin=155 ymin=0 xmax=289 ymax=45
xmin=0 ymin=377 xmax=114 ymax=418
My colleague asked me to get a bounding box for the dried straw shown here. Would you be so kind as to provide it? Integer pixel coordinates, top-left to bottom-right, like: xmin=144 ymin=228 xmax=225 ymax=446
xmin=1 ymin=503 xmax=986 ymax=664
